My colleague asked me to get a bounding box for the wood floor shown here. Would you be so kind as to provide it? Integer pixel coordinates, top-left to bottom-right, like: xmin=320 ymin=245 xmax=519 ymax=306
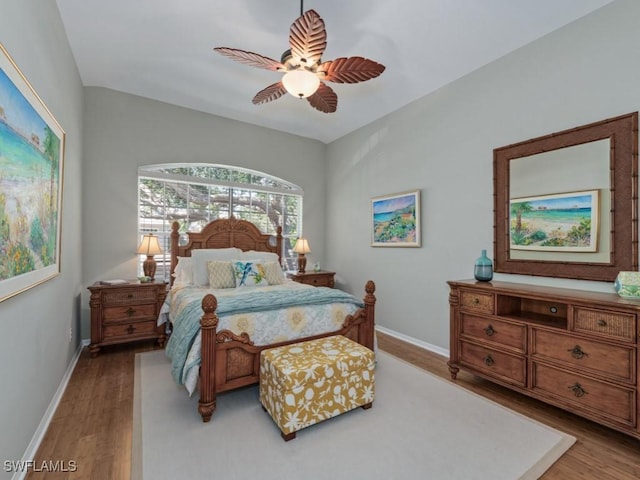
xmin=27 ymin=332 xmax=639 ymax=479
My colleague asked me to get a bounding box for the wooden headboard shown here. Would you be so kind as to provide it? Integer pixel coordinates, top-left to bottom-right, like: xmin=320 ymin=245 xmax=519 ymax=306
xmin=170 ymin=217 xmax=283 ymax=281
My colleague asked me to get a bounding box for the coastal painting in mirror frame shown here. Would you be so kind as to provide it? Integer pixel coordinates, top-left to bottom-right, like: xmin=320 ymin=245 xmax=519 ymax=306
xmin=494 ymin=112 xmax=638 ymax=282
xmin=371 ymin=190 xmax=421 ymax=247
xmin=0 ymin=43 xmax=65 ymax=303
xmin=510 ymin=189 xmax=599 ymax=253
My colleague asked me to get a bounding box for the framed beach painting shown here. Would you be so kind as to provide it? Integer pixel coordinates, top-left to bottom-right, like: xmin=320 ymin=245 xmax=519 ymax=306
xmin=510 ymin=190 xmax=599 ymax=252
xmin=0 ymin=44 xmax=65 ymax=303
xmin=371 ymin=190 xmax=421 ymax=247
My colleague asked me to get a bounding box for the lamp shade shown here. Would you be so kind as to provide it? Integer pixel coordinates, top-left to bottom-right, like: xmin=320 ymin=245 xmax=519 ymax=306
xmin=137 ymin=234 xmax=163 ymax=256
xmin=292 ymin=237 xmax=311 ymax=254
xmin=282 ymin=70 xmax=320 ymax=99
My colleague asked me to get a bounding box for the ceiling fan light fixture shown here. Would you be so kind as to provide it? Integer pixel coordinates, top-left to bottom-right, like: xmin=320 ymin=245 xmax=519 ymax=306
xmin=282 ymin=69 xmax=320 ymax=98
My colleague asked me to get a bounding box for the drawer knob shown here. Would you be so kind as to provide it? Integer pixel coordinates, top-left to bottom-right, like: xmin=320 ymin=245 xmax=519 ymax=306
xmin=127 ymin=325 xmax=136 ymax=334
xmin=483 ymin=355 xmax=494 ymax=367
xmin=473 ymin=298 xmax=480 ymax=305
xmin=128 ymin=293 xmax=134 ymax=299
xmin=568 ymin=345 xmax=587 ymax=360
xmin=597 ymin=319 xmax=607 ymax=327
xmin=126 ymin=307 xmax=136 ymax=316
xmin=569 ymin=382 xmax=587 ymax=398
xmin=484 ymin=325 xmax=496 ymax=336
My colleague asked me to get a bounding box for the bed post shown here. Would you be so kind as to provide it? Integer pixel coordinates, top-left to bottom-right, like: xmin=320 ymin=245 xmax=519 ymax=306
xmin=170 ymin=222 xmax=180 ymax=286
xmin=363 ymin=281 xmax=376 ymax=350
xmin=198 ymin=294 xmax=218 ymax=422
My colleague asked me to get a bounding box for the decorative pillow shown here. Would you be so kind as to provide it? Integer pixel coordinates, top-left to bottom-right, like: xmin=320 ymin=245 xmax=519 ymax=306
xmin=240 ymin=251 xmax=285 ymax=282
xmin=192 ymin=248 xmax=243 ymax=286
xmin=263 ymin=262 xmax=284 ymax=285
xmin=207 ymin=261 xmax=236 ymax=289
xmin=172 ymin=257 xmax=193 ymax=286
xmin=232 ymin=260 xmax=269 ymax=287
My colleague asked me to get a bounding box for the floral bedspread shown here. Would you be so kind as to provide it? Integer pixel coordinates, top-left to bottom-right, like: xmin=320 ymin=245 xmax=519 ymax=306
xmin=163 ymin=281 xmax=364 ymax=394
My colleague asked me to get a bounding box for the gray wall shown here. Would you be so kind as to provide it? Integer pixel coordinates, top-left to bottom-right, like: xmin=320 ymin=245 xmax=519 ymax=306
xmin=81 ymin=87 xmax=326 ymax=338
xmin=325 ymin=0 xmax=640 ymax=351
xmin=0 ymin=0 xmax=84 ymax=475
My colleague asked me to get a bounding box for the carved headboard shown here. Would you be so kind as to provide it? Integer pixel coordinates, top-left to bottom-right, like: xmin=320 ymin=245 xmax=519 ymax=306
xmin=170 ymin=217 xmax=283 ymax=282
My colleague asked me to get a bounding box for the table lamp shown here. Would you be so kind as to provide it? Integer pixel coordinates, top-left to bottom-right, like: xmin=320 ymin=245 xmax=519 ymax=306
xmin=137 ymin=234 xmax=163 ymax=280
xmin=292 ymin=237 xmax=311 ymax=273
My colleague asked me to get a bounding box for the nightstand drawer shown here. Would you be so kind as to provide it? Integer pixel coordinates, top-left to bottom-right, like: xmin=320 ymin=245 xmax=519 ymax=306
xmin=103 ymin=288 xmax=158 ymax=306
xmin=103 ymin=321 xmax=158 ymax=339
xmin=103 ymin=304 xmax=157 ymax=323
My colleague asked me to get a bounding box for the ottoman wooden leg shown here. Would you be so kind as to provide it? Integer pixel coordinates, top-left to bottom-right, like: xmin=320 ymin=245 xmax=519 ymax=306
xmin=281 ymin=431 xmax=296 ymax=441
xmin=362 ymin=402 xmax=373 ymax=410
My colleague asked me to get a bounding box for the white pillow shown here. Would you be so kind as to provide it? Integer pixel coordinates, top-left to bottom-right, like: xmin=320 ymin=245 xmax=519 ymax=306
xmin=172 ymin=257 xmax=193 ymax=286
xmin=192 ymin=248 xmax=243 ymax=286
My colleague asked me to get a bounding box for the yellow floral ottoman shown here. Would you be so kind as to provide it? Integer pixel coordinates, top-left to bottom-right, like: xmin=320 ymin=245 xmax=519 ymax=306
xmin=259 ymin=335 xmax=375 ymax=441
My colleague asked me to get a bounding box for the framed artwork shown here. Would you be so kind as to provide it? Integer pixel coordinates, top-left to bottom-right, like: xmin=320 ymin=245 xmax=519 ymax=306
xmin=371 ymin=190 xmax=421 ymax=247
xmin=510 ymin=190 xmax=599 ymax=252
xmin=0 ymin=43 xmax=65 ymax=303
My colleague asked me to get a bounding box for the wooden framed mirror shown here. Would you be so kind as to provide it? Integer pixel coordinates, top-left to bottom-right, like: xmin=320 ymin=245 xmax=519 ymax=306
xmin=494 ymin=112 xmax=638 ymax=282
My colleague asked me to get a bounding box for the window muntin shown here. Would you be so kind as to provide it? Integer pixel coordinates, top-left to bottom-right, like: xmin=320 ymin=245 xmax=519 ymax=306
xmin=138 ymin=164 xmax=303 ymax=280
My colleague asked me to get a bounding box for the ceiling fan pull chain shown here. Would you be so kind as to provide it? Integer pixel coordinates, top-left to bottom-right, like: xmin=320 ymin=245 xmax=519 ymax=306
xmin=300 ymin=0 xmax=304 ymax=17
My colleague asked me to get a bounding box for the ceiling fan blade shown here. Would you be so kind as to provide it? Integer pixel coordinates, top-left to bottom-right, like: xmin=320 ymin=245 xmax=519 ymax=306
xmin=306 ymin=83 xmax=337 ymax=113
xmin=289 ymin=9 xmax=327 ymax=66
xmin=252 ymin=82 xmax=287 ymax=105
xmin=214 ymin=47 xmax=284 ymax=71
xmin=318 ymin=57 xmax=386 ymax=84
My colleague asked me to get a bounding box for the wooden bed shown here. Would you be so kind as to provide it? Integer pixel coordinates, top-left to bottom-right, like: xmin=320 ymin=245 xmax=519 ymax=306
xmin=169 ymin=217 xmax=376 ymax=422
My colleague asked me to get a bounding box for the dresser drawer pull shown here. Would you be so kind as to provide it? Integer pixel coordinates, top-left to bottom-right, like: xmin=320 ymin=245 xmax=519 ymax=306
xmin=597 ymin=319 xmax=607 ymax=327
xmin=484 ymin=325 xmax=496 ymax=336
xmin=569 ymin=383 xmax=587 ymax=398
xmin=568 ymin=345 xmax=587 ymax=360
xmin=473 ymin=298 xmax=480 ymax=304
xmin=483 ymin=355 xmax=494 ymax=367
xmin=127 ymin=293 xmax=134 ymax=299
xmin=126 ymin=307 xmax=136 ymax=316
xmin=127 ymin=325 xmax=136 ymax=334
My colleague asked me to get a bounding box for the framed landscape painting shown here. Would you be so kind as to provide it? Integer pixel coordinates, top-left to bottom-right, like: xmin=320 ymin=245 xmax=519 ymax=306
xmin=371 ymin=190 xmax=421 ymax=247
xmin=510 ymin=190 xmax=599 ymax=252
xmin=0 ymin=44 xmax=65 ymax=302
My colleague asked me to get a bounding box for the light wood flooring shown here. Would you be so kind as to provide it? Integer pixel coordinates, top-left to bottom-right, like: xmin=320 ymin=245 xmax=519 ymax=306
xmin=27 ymin=332 xmax=640 ymax=479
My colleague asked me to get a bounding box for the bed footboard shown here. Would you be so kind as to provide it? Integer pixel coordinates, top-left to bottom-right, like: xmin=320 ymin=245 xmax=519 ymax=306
xmin=197 ymin=281 xmax=376 ymax=422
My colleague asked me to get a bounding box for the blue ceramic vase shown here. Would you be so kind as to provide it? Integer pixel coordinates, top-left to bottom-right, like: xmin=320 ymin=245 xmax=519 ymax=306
xmin=474 ymin=249 xmax=493 ymax=282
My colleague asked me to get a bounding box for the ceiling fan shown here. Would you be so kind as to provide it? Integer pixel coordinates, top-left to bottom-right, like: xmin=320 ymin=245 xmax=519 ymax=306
xmin=214 ymin=2 xmax=385 ymax=113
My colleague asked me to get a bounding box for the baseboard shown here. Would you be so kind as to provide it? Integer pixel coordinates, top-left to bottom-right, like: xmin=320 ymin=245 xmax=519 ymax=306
xmin=375 ymin=325 xmax=450 ymax=358
xmin=12 ymin=340 xmax=88 ymax=480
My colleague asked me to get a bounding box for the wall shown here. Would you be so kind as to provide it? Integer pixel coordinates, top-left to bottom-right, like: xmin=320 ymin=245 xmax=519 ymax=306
xmin=325 ymin=0 xmax=640 ymax=351
xmin=0 ymin=0 xmax=84 ymax=476
xmin=81 ymin=87 xmax=326 ymax=338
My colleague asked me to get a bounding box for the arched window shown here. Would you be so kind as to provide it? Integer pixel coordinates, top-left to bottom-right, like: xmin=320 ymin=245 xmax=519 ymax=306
xmin=138 ymin=163 xmax=303 ymax=280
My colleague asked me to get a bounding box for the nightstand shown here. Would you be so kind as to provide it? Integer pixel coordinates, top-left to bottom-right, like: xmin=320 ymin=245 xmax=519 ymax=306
xmin=88 ymin=280 xmax=167 ymax=356
xmin=287 ymin=270 xmax=335 ymax=288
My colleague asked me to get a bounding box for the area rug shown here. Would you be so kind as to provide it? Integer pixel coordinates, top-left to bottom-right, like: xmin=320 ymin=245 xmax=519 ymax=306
xmin=132 ymin=350 xmax=575 ymax=480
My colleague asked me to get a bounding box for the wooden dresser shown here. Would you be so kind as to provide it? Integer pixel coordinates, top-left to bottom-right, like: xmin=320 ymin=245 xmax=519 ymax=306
xmin=88 ymin=281 xmax=167 ymax=356
xmin=287 ymin=270 xmax=335 ymax=288
xmin=447 ymin=279 xmax=639 ymax=439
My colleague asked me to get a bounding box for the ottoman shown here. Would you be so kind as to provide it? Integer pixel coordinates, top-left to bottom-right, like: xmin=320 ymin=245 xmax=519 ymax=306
xmin=259 ymin=335 xmax=375 ymax=441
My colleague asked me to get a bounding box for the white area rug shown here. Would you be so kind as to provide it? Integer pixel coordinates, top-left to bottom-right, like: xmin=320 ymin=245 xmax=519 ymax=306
xmin=133 ymin=350 xmax=575 ymax=480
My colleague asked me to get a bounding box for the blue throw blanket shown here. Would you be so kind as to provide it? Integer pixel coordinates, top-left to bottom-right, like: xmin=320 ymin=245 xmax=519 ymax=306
xmin=165 ymin=286 xmax=364 ymax=386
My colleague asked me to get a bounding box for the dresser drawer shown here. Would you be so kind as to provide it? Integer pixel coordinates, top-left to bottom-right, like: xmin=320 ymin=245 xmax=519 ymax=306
xmin=460 ymin=341 xmax=525 ymax=387
xmin=532 ymin=362 xmax=636 ymax=427
xmin=461 ymin=314 xmax=526 ymax=353
xmin=573 ymin=307 xmax=636 ymax=342
xmin=531 ymin=329 xmax=635 ymax=383
xmin=102 ymin=287 xmax=159 ymax=306
xmin=103 ymin=320 xmax=158 ymax=340
xmin=460 ymin=290 xmax=494 ymax=314
xmin=103 ymin=304 xmax=157 ymax=323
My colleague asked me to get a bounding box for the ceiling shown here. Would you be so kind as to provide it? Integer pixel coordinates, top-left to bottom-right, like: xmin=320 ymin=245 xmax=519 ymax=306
xmin=55 ymin=0 xmax=615 ymax=144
